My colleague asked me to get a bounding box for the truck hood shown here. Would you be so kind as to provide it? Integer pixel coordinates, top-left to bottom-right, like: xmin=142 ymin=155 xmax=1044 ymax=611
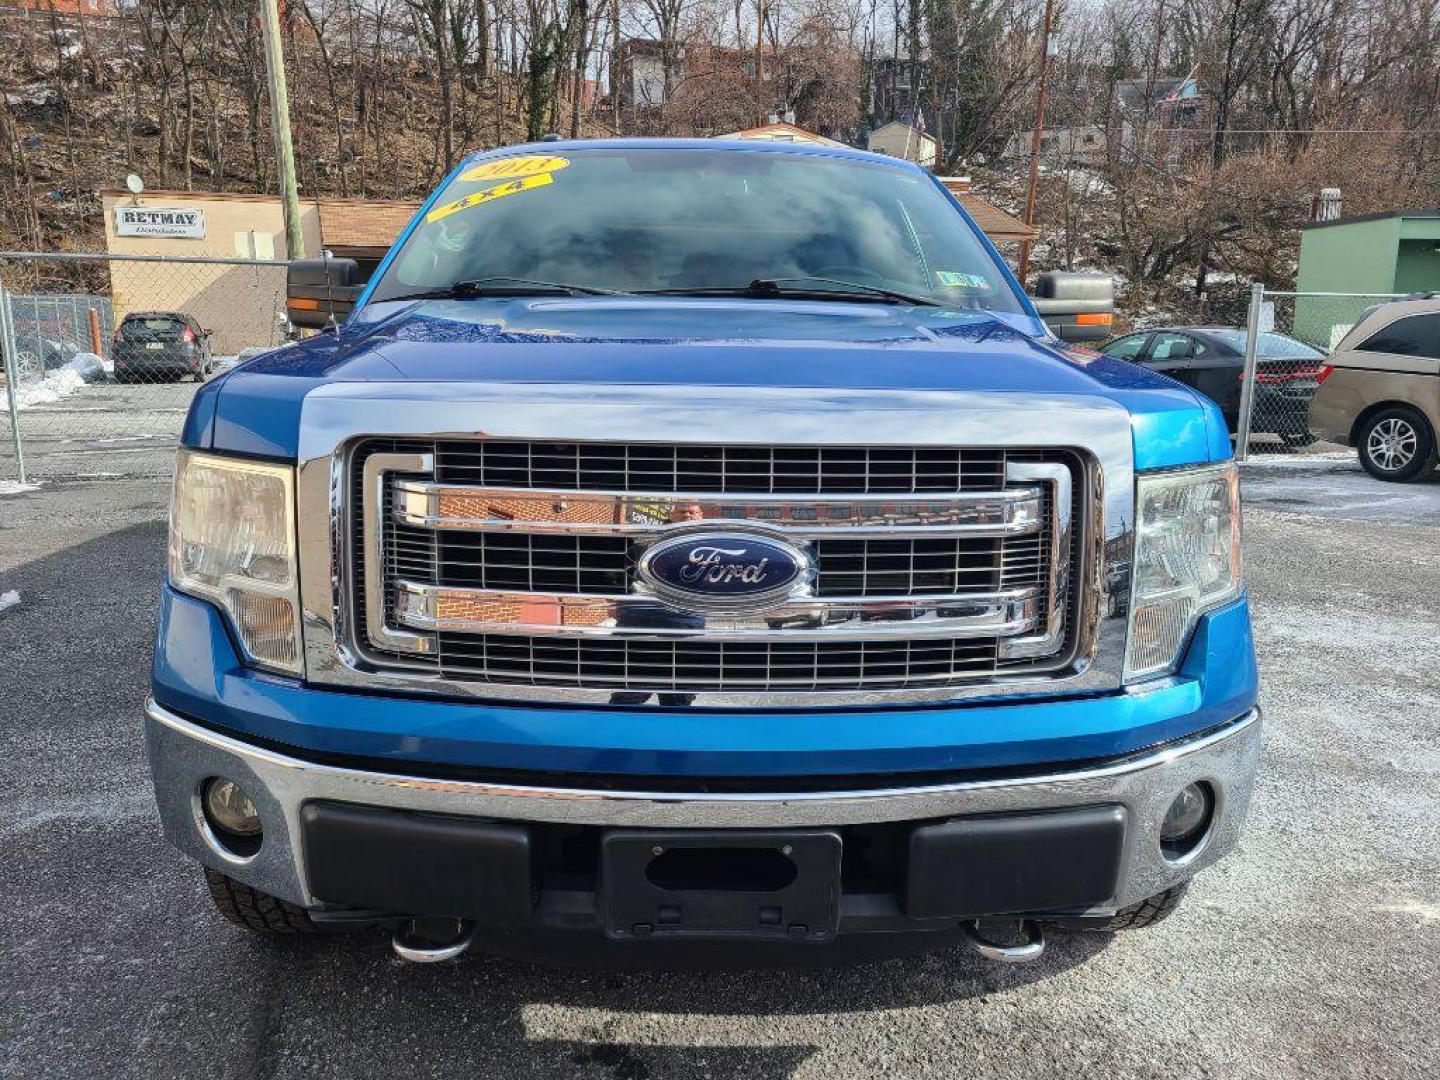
xmin=190 ymin=297 xmax=1227 ymax=468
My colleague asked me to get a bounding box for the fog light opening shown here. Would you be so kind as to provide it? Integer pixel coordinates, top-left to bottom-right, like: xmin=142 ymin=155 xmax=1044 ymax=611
xmin=1160 ymin=781 xmax=1214 ymax=862
xmin=200 ymin=777 xmax=263 ymax=860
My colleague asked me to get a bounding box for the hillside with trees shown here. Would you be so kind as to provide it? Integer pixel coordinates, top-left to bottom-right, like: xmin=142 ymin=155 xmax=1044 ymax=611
xmin=3 ymin=0 xmax=1440 ymax=322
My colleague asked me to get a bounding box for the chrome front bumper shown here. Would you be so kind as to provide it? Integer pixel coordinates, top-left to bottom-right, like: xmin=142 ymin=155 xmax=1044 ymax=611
xmin=145 ymin=699 xmax=1261 ymax=917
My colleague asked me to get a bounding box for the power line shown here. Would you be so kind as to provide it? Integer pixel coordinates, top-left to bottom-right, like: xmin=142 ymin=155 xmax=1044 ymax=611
xmin=1161 ymin=128 xmax=1440 ymax=135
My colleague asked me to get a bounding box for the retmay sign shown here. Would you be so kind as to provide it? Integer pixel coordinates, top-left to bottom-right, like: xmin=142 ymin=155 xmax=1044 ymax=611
xmin=114 ymin=205 xmax=206 ymax=239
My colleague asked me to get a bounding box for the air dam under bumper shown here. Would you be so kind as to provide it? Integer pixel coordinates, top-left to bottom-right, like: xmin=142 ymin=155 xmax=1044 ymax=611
xmin=146 ymin=701 xmax=1260 ymax=932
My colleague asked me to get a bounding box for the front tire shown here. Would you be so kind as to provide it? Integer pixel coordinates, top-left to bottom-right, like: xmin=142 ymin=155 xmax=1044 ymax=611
xmin=1054 ymin=882 xmax=1191 ymax=933
xmin=204 ymin=867 xmax=318 ymax=935
xmin=1357 ymin=405 xmax=1438 ymax=482
xmin=1100 ymin=882 xmax=1189 ymax=929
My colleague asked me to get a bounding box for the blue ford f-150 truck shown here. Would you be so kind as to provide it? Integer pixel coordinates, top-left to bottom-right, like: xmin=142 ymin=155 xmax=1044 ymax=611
xmin=147 ymin=139 xmax=1258 ymax=965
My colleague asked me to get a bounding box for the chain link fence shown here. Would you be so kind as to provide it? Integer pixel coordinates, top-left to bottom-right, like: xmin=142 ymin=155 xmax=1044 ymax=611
xmin=2 ymin=259 xmax=1410 ymax=477
xmin=1236 ymin=286 xmax=1409 ymax=460
xmin=1 ymin=252 xmax=290 ymax=483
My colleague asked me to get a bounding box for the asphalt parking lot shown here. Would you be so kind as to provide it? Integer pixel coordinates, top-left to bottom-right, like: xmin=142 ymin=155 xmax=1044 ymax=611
xmin=1 ymin=457 xmax=1437 ymax=1079
xmin=1 ymin=380 xmax=198 ymax=481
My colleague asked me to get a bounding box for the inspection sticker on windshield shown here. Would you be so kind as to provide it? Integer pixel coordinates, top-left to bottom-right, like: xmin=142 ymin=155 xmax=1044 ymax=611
xmin=935 ymin=270 xmax=991 ymax=290
xmin=426 ymin=173 xmax=555 ymax=223
xmin=458 ymin=155 xmax=569 ymax=183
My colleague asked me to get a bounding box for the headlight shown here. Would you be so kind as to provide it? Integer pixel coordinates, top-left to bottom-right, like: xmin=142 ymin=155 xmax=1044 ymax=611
xmin=1124 ymin=462 xmax=1241 ymax=681
xmin=169 ymin=449 xmax=302 ymax=674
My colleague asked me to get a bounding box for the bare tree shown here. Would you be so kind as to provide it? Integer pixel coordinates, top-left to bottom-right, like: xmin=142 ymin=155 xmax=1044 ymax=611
xmin=406 ymin=0 xmax=456 ymax=171
xmin=296 ymin=1 xmax=352 ymax=195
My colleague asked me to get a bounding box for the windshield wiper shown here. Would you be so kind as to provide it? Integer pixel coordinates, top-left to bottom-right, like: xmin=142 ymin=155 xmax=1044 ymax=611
xmin=640 ymin=277 xmax=943 ymax=307
xmin=381 ymin=276 xmax=625 ymax=303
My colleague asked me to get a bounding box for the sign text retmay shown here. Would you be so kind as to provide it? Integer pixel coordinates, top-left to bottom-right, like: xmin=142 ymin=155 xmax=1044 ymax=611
xmin=114 ymin=205 xmax=206 ymax=239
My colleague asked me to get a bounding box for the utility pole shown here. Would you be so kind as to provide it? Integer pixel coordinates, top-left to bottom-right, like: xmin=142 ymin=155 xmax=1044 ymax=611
xmin=756 ymin=0 xmax=766 ymax=120
xmin=1017 ymin=0 xmax=1057 ymax=286
xmin=259 ymin=0 xmax=304 ymax=261
xmin=611 ymin=0 xmax=621 ymax=134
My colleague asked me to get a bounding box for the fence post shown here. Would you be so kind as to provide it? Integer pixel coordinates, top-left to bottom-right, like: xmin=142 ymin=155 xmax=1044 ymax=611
xmin=1235 ymin=282 xmax=1264 ymax=463
xmin=0 ymin=283 xmax=27 ymax=484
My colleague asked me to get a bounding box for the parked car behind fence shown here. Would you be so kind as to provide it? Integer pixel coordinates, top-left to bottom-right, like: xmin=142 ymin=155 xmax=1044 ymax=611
xmin=9 ymin=332 xmax=84 ymax=383
xmin=112 ymin=311 xmax=214 ymax=383
xmin=1098 ymin=327 xmax=1326 ymax=448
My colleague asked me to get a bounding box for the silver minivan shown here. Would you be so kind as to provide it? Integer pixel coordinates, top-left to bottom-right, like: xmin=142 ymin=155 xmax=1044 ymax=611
xmin=1310 ymin=297 xmax=1440 ymax=482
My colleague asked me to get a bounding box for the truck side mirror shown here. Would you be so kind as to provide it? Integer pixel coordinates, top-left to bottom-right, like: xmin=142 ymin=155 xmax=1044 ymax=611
xmin=287 ymin=257 xmax=362 ymax=330
xmin=1030 ymin=272 xmax=1115 ymax=344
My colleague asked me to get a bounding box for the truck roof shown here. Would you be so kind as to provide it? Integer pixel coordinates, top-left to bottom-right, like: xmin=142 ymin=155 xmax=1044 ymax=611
xmin=459 ymin=137 xmax=922 ymax=171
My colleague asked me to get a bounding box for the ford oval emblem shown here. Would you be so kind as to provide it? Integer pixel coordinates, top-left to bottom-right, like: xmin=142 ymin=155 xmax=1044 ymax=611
xmin=637 ymin=530 xmax=812 ymax=612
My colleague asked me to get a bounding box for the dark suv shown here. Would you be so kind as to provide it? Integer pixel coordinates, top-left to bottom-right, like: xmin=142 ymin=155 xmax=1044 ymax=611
xmin=113 ymin=312 xmax=213 ymax=383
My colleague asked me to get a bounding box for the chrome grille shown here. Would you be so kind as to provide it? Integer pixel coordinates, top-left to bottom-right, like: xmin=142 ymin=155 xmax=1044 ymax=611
xmin=388 ymin=531 xmax=1031 ymax=599
xmin=426 ymin=532 xmax=630 ymax=594
xmin=432 ymin=440 xmax=1008 ymax=493
xmin=430 ymin=635 xmax=1002 ymax=692
xmin=815 ymin=536 xmax=1003 ymax=596
xmin=350 ymin=440 xmax=1085 ymax=695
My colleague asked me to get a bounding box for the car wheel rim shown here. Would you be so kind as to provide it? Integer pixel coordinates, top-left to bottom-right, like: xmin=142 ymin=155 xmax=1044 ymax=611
xmin=1367 ymin=418 xmax=1418 ymax=471
xmin=15 ymin=350 xmax=43 ymax=382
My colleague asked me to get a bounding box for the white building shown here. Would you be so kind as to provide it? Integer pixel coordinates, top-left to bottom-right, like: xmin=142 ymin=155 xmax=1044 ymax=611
xmin=1003 ymin=124 xmax=1109 ymax=167
xmin=866 ymin=122 xmax=937 ymax=167
xmin=718 ymin=120 xmax=849 ymax=147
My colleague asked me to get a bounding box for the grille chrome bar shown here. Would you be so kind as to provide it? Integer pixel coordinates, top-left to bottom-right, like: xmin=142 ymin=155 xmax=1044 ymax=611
xmin=362 ymin=450 xmax=436 ymax=656
xmin=392 ymin=480 xmax=1045 ymax=538
xmin=998 ymin=461 xmax=1071 ymax=661
xmin=391 ymin=580 xmax=1042 ymax=641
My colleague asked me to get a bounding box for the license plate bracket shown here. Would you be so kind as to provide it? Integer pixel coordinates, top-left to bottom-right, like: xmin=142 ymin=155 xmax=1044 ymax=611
xmin=601 ymin=830 xmax=842 ymax=942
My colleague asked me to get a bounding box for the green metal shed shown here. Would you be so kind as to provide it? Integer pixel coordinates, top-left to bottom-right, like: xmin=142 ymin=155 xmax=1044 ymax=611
xmin=1295 ymin=210 xmax=1440 ymax=348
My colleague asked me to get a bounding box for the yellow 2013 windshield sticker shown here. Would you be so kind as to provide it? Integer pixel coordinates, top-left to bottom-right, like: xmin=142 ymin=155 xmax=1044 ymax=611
xmin=458 ymin=154 xmax=569 ymax=183
xmin=426 ymin=172 xmax=554 ymax=224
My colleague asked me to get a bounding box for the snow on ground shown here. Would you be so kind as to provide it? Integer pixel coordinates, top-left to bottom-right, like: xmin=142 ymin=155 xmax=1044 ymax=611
xmin=0 ymin=481 xmax=42 ymax=496
xmin=1063 ymin=168 xmax=1115 ymax=198
xmin=10 ymin=367 xmax=86 ymax=409
xmin=1241 ymin=450 xmax=1354 ymax=466
xmin=1241 ymin=452 xmax=1440 ymax=527
xmin=1176 ymin=270 xmax=1245 ymax=289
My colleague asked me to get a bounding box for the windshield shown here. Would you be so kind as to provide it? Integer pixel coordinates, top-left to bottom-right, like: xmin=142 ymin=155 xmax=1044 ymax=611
xmin=130 ymin=317 xmax=184 ymax=333
xmin=1208 ymin=330 xmax=1324 ymax=358
xmin=369 ymin=147 xmax=1024 ymax=313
